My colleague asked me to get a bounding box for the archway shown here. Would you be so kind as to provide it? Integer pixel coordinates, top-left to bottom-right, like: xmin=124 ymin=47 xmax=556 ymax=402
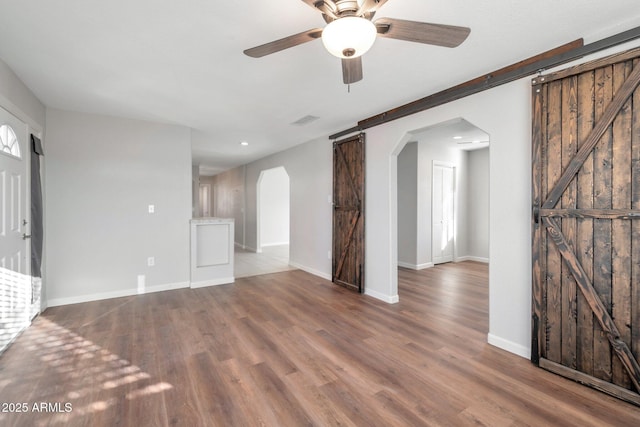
xmin=234 ymin=166 xmax=293 ymax=279
xmin=396 ymin=118 xmax=490 ymax=273
xmin=257 ymin=166 xmax=290 ymax=252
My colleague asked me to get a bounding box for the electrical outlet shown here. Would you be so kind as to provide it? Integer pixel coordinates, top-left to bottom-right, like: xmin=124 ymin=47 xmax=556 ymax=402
xmin=147 ymin=257 xmax=155 ymax=267
xmin=148 ymin=204 xmax=155 ymax=214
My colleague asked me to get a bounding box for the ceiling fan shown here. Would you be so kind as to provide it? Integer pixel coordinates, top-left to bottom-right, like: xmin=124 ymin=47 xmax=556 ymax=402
xmin=244 ymin=0 xmax=471 ymax=85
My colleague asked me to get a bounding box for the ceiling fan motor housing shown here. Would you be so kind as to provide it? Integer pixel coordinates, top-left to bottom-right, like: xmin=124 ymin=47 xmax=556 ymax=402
xmin=334 ymin=1 xmax=361 ymax=16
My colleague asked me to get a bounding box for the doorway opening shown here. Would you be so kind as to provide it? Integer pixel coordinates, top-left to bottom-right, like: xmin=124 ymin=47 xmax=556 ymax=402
xmin=0 ymin=107 xmax=38 ymax=354
xmin=235 ymin=166 xmax=293 ymax=278
xmin=395 ymin=117 xmax=490 ymax=299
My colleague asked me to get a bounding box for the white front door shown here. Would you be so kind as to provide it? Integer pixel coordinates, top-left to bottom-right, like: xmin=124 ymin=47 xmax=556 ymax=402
xmin=432 ymin=163 xmax=455 ymax=265
xmin=0 ymin=106 xmax=30 ymax=351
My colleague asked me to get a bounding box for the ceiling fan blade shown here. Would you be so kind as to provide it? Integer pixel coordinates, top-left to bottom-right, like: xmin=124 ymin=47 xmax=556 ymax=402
xmin=374 ymin=18 xmax=470 ymax=48
xmin=358 ymin=0 xmax=391 ymax=13
xmin=244 ymin=28 xmax=323 ymax=58
xmin=342 ymin=57 xmax=363 ymax=84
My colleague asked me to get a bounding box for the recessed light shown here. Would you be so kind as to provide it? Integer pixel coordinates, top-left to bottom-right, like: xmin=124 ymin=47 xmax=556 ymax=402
xmin=453 ymin=136 xmax=463 ymax=140
xmin=240 ymin=141 xmax=249 ymax=146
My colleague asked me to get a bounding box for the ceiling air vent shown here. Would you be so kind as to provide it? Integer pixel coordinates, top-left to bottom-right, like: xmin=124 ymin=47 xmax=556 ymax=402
xmin=290 ymin=115 xmax=320 ymax=126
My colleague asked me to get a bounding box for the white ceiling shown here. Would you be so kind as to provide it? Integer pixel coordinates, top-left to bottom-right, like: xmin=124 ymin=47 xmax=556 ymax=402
xmin=410 ymin=118 xmax=490 ymax=151
xmin=0 ymin=1 xmax=639 ymax=175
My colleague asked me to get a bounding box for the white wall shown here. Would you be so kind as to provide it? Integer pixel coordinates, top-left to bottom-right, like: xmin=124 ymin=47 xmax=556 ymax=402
xmin=364 ymin=80 xmax=532 ymax=352
xmin=258 ymin=167 xmax=290 ymax=248
xmin=212 ymin=137 xmax=332 ymax=279
xmin=1 ymin=29 xmax=635 ymax=362
xmin=398 ymin=139 xmax=487 ymax=269
xmin=363 ymin=39 xmax=640 ymax=358
xmin=244 ymin=139 xmax=332 ymax=279
xmin=397 ymin=142 xmax=418 ymax=267
xmin=45 ymin=109 xmax=192 ymax=305
xmin=0 ymin=59 xmax=45 ymax=130
xmin=468 ymin=148 xmax=490 ymax=260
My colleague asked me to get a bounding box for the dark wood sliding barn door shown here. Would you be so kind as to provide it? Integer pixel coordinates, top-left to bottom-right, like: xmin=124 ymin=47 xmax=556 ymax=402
xmin=333 ymin=134 xmax=365 ymax=293
xmin=532 ymin=47 xmax=640 ymax=405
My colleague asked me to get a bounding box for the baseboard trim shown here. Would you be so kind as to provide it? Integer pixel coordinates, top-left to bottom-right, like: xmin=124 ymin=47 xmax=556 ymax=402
xmin=365 ymin=288 xmax=399 ymax=304
xmin=261 ymin=242 xmax=289 ymax=248
xmin=190 ymin=277 xmax=235 ymax=288
xmin=235 ymin=242 xmax=259 ymax=252
xmin=47 ymin=281 xmax=190 ymax=307
xmin=288 ymin=262 xmax=399 ymax=305
xmin=456 ymin=256 xmax=489 ymax=263
xmin=397 ymin=261 xmax=434 ymax=270
xmin=487 ymin=333 xmax=530 ymax=359
xmin=288 ymin=261 xmax=332 ymax=281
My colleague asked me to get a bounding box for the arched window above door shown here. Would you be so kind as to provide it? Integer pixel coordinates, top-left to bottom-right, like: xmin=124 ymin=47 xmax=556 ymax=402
xmin=0 ymin=124 xmax=21 ymax=158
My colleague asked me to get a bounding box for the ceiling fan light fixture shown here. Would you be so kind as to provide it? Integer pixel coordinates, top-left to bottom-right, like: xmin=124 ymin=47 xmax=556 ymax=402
xmin=321 ymin=16 xmax=377 ymax=59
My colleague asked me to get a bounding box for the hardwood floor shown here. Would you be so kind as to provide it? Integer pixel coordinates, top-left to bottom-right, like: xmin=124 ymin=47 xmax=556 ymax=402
xmin=1 ymin=262 xmax=639 ymax=426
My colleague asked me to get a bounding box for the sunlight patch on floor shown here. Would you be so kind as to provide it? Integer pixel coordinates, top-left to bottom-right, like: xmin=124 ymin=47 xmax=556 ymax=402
xmin=0 ymin=316 xmax=173 ymax=426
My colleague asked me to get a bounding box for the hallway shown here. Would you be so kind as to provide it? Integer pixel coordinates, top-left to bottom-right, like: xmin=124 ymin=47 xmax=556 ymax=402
xmin=234 ymin=244 xmax=296 ymax=278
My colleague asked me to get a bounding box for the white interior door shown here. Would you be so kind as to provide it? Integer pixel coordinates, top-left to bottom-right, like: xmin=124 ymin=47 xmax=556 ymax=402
xmin=0 ymin=107 xmax=30 ymax=351
xmin=432 ymin=163 xmax=455 ymax=265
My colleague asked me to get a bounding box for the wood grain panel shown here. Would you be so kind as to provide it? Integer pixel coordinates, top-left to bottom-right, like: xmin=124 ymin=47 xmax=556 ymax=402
xmin=592 ymin=65 xmax=614 ymax=383
xmin=542 ymin=63 xmax=640 ymax=209
xmin=333 ymin=134 xmax=365 ymax=292
xmin=561 ymin=75 xmax=578 ymax=370
xmin=540 ymin=208 xmax=640 ymax=219
xmin=531 ymin=81 xmax=543 ymax=363
xmin=633 ymin=58 xmax=640 ymax=376
xmin=576 ymin=70 xmax=595 ymax=376
xmin=611 ymin=60 xmax=633 ymax=389
xmin=543 ymin=217 xmax=640 ymax=393
xmin=539 ymin=82 xmax=550 ymax=360
xmin=533 ymin=47 xmax=640 ymax=403
xmin=545 ymin=80 xmax=563 ymax=363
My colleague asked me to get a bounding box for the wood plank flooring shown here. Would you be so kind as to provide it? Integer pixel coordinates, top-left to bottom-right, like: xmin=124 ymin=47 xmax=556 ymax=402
xmin=1 ymin=262 xmax=639 ymax=426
